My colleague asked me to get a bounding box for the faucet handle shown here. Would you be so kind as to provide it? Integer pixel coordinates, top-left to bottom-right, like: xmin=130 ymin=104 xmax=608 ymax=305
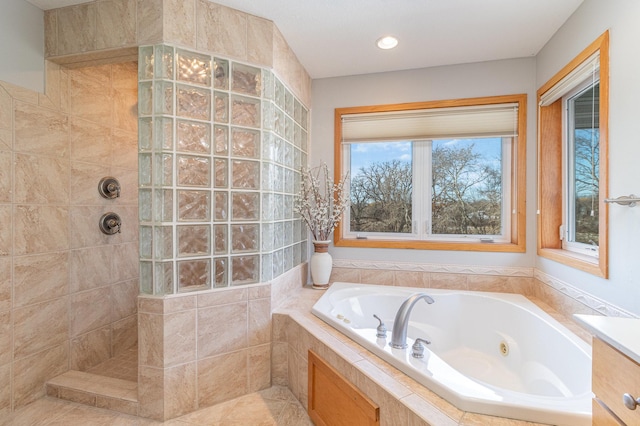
xmin=411 ymin=338 xmax=431 ymax=358
xmin=373 ymin=314 xmax=387 ymax=339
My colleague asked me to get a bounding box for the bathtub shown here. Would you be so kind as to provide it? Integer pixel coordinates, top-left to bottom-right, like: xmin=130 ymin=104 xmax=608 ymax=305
xmin=311 ymin=282 xmax=592 ymax=426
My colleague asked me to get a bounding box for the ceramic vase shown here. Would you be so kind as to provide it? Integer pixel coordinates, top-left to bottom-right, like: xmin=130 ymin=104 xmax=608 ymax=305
xmin=310 ymin=240 xmax=332 ymax=289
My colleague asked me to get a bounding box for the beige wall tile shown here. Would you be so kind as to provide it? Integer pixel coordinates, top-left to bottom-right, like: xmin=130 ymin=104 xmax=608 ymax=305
xmin=197 ymin=302 xmax=247 ymax=358
xmin=104 ymin=205 xmax=138 ymax=246
xmin=430 ymin=273 xmax=468 ymax=290
xmin=247 ymin=15 xmax=273 ymax=67
xmin=111 ymin=279 xmax=138 ymax=322
xmin=0 ymin=86 xmax=11 ymax=133
xmin=163 ymin=294 xmax=197 ymax=313
xmin=13 ymin=297 xmax=68 ymax=359
xmin=0 ymin=82 xmax=39 ymax=105
xmin=41 ymin=61 xmax=65 ymax=112
xmin=14 ymin=252 xmax=69 ymax=307
xmin=163 ymin=0 xmax=196 ymax=48
xmin=0 ymin=152 xmax=10 ymax=204
xmin=248 ymin=298 xmax=271 ymax=346
xmin=138 ymin=312 xmax=164 ymax=367
xmin=70 ymin=287 xmax=112 ymax=337
xmin=394 ymin=271 xmax=428 ymax=288
xmin=198 ymin=287 xmax=247 ymax=308
xmin=0 ymin=206 xmax=10 ymax=257
xmin=44 ymin=10 xmax=58 ymax=57
xmin=467 ymin=275 xmax=517 ymax=293
xmin=0 ymin=311 xmax=11 ymax=366
xmin=137 ymin=0 xmax=163 ymax=45
xmin=195 ymin=0 xmax=216 ymax=52
xmin=14 ymin=101 xmax=69 ymax=158
xmin=13 ymin=343 xmax=68 ymax=409
xmin=0 ymin=363 xmax=10 ymax=418
xmin=96 ymin=0 xmax=136 ymax=50
xmin=329 ymin=267 xmax=360 ymax=283
xmin=57 ymin=3 xmax=96 ymax=55
xmin=271 ymin=341 xmax=288 ymax=386
xmin=138 ymin=365 xmax=164 ymax=420
xmin=248 ymin=284 xmax=270 ymax=300
xmin=197 ymin=350 xmax=248 ymax=407
xmin=111 ymin=242 xmax=139 ymax=283
xmin=14 ymin=205 xmax=69 ymax=256
xmin=14 ymin=153 xmax=69 ymax=205
xmin=138 ymin=297 xmax=164 ymax=314
xmin=69 ymin=206 xmax=110 ymax=249
xmin=111 ymin=314 xmax=137 ymax=355
xmin=0 ymin=258 xmax=10 ymax=312
xmin=70 ymin=117 xmax=111 ymax=165
xmin=112 ymin=129 xmax=138 ymax=170
xmin=112 ymin=79 xmax=138 ymax=132
xmin=0 ymin=129 xmax=10 ymax=153
xmin=164 ymin=310 xmax=196 ymax=367
xmin=70 ymin=326 xmax=111 ymax=371
xmin=69 ymin=66 xmax=112 ymax=123
xmin=95 ymin=394 xmax=138 ymax=416
xmin=361 ymin=269 xmax=394 ymax=286
xmin=164 ymin=362 xmax=197 ymax=418
xmin=248 ymin=344 xmax=270 ymax=392
xmin=69 ymin=246 xmax=113 ymax=293
xmin=215 ymin=5 xmax=247 ymax=59
xmin=70 ymin=161 xmax=110 ymax=205
xmin=110 ymin=166 xmax=138 ymax=204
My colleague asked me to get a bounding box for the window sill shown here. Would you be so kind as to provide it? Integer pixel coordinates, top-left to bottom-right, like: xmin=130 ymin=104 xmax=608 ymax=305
xmin=538 ymin=247 xmax=606 ymax=278
xmin=335 ymin=237 xmax=525 ymax=253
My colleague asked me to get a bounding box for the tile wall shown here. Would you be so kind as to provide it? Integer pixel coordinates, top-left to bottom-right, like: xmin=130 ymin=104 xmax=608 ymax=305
xmin=138 ymin=44 xmax=308 ymax=295
xmin=0 ymin=60 xmax=139 ymax=415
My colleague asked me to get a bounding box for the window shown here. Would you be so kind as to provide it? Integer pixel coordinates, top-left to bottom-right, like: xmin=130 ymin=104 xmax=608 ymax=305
xmin=334 ymin=95 xmax=527 ymax=252
xmin=537 ymin=31 xmax=609 ymax=277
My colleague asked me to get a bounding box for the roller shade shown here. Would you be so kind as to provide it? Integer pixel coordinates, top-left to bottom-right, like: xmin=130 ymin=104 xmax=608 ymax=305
xmin=539 ymin=52 xmax=599 ymax=107
xmin=341 ymin=103 xmax=519 ymax=143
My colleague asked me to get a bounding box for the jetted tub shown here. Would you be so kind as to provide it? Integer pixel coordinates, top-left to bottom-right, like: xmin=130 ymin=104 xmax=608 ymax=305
xmin=311 ymin=282 xmax=592 ymax=426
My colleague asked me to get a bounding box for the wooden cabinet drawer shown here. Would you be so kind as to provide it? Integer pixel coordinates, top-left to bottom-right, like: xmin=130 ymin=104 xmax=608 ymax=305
xmin=593 ymin=337 xmax=640 ymax=425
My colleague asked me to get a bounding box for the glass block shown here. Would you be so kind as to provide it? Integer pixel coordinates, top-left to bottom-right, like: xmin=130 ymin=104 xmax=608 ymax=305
xmin=154 ymin=189 xmax=173 ymax=222
xmin=154 ymin=226 xmax=173 ymax=259
xmin=274 ymin=108 xmax=284 ymax=137
xmin=285 ymin=88 xmax=294 ymax=117
xmin=231 ymin=192 xmax=259 ymax=221
xmin=140 ymin=261 xmax=153 ymax=294
xmin=293 ymin=124 xmax=301 ymax=149
xmin=275 ymin=78 xmax=284 ymax=109
xmin=284 ymin=195 xmax=293 ymax=219
xmin=293 ymin=220 xmax=301 ymax=244
xmin=177 ymin=49 xmax=212 ymax=86
xmin=294 ymin=98 xmax=302 ymax=125
xmin=139 ymin=45 xmax=154 ymax=80
xmin=177 ymin=84 xmax=210 ymax=120
xmin=138 ymin=81 xmax=153 ymax=116
xmin=284 ymin=246 xmax=293 ymax=271
xmin=139 ymin=153 xmax=152 ymax=187
xmin=301 ymin=151 xmax=308 ymax=170
xmin=177 ymin=120 xmax=210 ymax=154
xmin=177 ymin=155 xmax=210 ymax=187
xmin=283 ymin=143 xmax=293 ymax=168
xmin=214 ymin=224 xmax=228 ymax=254
xmin=178 ymin=224 xmax=211 ymax=257
xmin=261 ymin=163 xmax=274 ymax=191
xmin=301 ymin=106 xmax=308 ymax=131
xmin=284 ymin=220 xmax=293 ymax=245
xmin=261 ymin=193 xmax=274 ymax=221
xmin=214 ymin=257 xmax=228 ymax=287
xmin=155 ymin=44 xmax=174 ymax=80
xmin=154 ymin=116 xmax=173 ymax=150
xmin=262 ymin=70 xmax=274 ymax=100
xmin=299 ymin=218 xmax=308 ymax=241
xmin=262 ymin=132 xmax=275 ymax=161
xmin=155 ymin=261 xmax=174 ymax=295
xmin=231 ymin=160 xmax=259 ymax=189
xmin=262 ymin=222 xmax=273 ymax=251
xmin=214 ymin=158 xmax=228 ymax=188
xmin=231 ymin=224 xmax=259 ymax=253
xmin=301 ymin=129 xmax=308 ymax=152
xmin=294 ymin=147 xmax=302 ymax=170
xmin=231 ymin=95 xmax=260 ymax=128
xmin=154 ymin=153 xmax=172 ymax=186
xmin=139 ymin=189 xmax=152 ymax=221
xmin=140 ymin=226 xmax=152 ymax=259
xmin=178 ymin=190 xmax=211 ymax=221
xmin=214 ymin=91 xmax=229 ymax=123
xmin=178 ymin=259 xmax=211 ymax=292
xmin=293 ymin=242 xmax=301 ymax=266
xmin=231 ymin=128 xmax=259 ymax=158
xmin=262 ymin=101 xmax=274 ymax=131
xmin=231 ymin=255 xmax=259 ymax=285
xmin=274 ymin=194 xmax=284 ymax=220
xmin=261 ymin=253 xmax=272 ymax=281
xmin=214 ymin=58 xmax=229 ymax=89
xmin=285 ymin=115 xmax=294 ymax=142
xmin=284 ymin=168 xmax=294 ymax=194
xmin=272 ymin=249 xmax=283 ymax=278
xmin=154 ymin=80 xmax=173 ymax=115
xmin=231 ymin=63 xmax=261 ymax=97
xmin=214 ymin=125 xmax=229 ymax=155
xmin=214 ymin=191 xmax=228 ymax=221
xmin=274 ymin=221 xmax=284 ymax=249
xmin=139 ymin=117 xmax=152 ymax=151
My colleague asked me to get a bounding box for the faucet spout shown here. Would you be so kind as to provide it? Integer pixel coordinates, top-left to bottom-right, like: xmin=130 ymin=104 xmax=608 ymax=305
xmin=390 ymin=293 xmax=434 ymax=349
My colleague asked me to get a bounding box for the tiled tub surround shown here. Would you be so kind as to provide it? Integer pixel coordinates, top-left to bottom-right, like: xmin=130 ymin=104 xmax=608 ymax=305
xmin=138 ymin=44 xmax=308 ymax=295
xmin=0 ymin=61 xmax=139 ymax=416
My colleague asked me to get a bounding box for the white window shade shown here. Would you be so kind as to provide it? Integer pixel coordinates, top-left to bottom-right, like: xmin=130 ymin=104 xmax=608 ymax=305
xmin=539 ymin=52 xmax=599 ymax=107
xmin=341 ymin=103 xmax=519 ymax=143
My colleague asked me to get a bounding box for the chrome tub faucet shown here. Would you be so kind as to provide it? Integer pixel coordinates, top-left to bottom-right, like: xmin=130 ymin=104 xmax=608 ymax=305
xmin=390 ymin=293 xmax=434 ymax=349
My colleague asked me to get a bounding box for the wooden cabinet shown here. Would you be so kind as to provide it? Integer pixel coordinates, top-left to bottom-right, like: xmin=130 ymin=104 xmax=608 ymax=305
xmin=592 ymin=337 xmax=640 ymax=425
xmin=308 ymin=350 xmax=379 ymax=426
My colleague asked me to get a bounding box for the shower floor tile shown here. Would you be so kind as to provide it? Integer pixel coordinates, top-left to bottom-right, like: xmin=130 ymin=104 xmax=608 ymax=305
xmin=86 ymin=346 xmax=138 ymax=382
xmin=9 ymin=385 xmax=312 ymax=425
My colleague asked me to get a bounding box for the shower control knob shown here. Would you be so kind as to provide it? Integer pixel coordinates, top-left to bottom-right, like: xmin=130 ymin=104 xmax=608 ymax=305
xmin=99 ymin=212 xmax=122 ymax=235
xmin=98 ymin=176 xmax=121 ymax=199
xmin=411 ymin=338 xmax=431 ymax=358
xmin=623 ymin=393 xmax=640 ymax=410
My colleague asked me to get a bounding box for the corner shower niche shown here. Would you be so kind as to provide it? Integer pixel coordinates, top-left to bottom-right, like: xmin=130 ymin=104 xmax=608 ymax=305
xmin=138 ymin=45 xmax=309 ymax=295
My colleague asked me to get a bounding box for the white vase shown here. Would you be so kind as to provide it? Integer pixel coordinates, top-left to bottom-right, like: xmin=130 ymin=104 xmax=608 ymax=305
xmin=310 ymin=240 xmax=332 ymax=289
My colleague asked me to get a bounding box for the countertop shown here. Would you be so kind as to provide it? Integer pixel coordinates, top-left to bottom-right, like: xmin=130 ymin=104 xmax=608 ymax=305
xmin=575 ymin=314 xmax=640 ymax=364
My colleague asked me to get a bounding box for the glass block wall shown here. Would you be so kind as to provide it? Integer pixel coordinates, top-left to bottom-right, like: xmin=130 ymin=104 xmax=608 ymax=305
xmin=138 ymin=45 xmax=308 ymax=295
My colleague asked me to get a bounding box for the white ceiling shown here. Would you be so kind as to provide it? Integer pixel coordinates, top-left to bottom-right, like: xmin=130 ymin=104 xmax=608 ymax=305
xmin=25 ymin=0 xmax=584 ymax=79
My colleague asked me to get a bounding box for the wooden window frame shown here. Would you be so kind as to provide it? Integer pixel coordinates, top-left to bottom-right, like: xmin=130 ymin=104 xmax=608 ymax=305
xmin=333 ymin=94 xmax=527 ymax=253
xmin=537 ymin=31 xmax=609 ymax=278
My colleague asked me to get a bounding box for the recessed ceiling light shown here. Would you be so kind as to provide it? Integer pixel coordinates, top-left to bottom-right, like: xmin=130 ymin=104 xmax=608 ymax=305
xmin=376 ymin=36 xmax=398 ymax=50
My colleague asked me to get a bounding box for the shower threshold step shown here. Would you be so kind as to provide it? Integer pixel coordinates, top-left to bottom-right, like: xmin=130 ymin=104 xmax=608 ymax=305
xmin=46 ymin=370 xmax=138 ymax=416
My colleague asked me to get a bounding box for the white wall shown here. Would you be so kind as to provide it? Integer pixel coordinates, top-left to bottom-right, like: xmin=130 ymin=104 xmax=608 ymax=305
xmin=0 ymin=0 xmax=45 ymax=92
xmin=536 ymin=0 xmax=640 ymax=316
xmin=311 ymin=57 xmax=537 ymax=268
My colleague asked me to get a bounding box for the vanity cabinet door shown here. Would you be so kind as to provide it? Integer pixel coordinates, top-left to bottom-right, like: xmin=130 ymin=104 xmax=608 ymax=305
xmin=593 ymin=337 xmax=640 ymax=425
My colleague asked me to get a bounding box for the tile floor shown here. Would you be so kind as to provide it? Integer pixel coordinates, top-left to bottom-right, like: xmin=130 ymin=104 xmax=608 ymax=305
xmin=6 ymin=386 xmax=313 ymax=426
